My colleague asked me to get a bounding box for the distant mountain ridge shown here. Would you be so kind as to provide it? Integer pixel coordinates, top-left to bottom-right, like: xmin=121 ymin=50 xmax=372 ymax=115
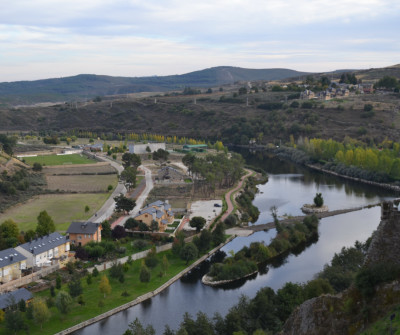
xmin=0 ymin=66 xmax=309 ymax=105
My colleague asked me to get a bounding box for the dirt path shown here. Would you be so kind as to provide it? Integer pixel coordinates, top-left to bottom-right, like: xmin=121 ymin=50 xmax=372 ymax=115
xmin=220 ymin=169 xmax=253 ymax=222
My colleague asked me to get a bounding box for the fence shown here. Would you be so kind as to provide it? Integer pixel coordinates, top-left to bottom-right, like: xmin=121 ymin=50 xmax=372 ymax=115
xmin=0 ymin=264 xmax=60 ymax=293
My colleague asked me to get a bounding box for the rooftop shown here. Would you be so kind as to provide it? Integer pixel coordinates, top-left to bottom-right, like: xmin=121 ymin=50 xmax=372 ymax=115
xmin=67 ymin=222 xmax=101 ymax=234
xmin=0 ymin=248 xmax=26 ymax=269
xmin=18 ymin=232 xmax=68 ymax=255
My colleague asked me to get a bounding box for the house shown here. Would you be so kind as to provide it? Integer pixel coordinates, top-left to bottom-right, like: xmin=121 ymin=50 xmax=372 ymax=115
xmin=129 ymin=143 xmax=165 ymax=154
xmin=0 ymin=248 xmax=27 ymax=284
xmin=0 ymin=288 xmax=32 ymax=310
xmin=133 ymin=200 xmax=174 ymax=232
xmin=300 ymin=90 xmax=315 ymax=100
xmin=156 ymin=166 xmax=186 ymax=183
xmin=362 ymin=84 xmax=374 ymax=94
xmin=15 ymin=232 xmax=70 ymax=268
xmin=67 ymin=222 xmax=102 ymax=246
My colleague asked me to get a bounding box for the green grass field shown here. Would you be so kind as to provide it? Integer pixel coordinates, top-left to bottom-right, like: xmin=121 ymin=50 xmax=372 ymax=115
xmin=0 ymin=250 xmax=198 ymax=335
xmin=0 ymin=193 xmax=110 ymax=232
xmin=23 ymin=154 xmax=95 ymax=166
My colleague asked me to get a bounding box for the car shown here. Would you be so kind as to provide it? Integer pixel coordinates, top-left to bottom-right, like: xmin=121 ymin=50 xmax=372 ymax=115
xmin=214 ymin=203 xmax=221 ymax=207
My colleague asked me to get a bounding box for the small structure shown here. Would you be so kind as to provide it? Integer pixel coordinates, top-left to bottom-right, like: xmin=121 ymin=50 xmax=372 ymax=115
xmin=300 ymin=90 xmax=315 ymax=100
xmin=156 ymin=166 xmax=186 ymax=183
xmin=129 ymin=143 xmax=165 ymax=154
xmin=0 ymin=288 xmax=32 ymax=310
xmin=133 ymin=200 xmax=174 ymax=232
xmin=67 ymin=222 xmax=102 ymax=246
xmin=182 ymin=144 xmax=208 ymax=152
xmin=83 ymin=143 xmax=103 ymax=152
xmin=0 ymin=248 xmax=27 ymax=283
xmin=15 ymin=232 xmax=70 ymax=268
xmin=301 ymin=204 xmax=329 ymax=214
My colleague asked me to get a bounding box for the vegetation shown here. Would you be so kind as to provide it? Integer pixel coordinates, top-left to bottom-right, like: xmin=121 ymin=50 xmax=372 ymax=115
xmin=236 ymin=176 xmax=261 ymax=222
xmin=313 ymin=193 xmax=323 ymax=207
xmin=23 ymin=154 xmax=95 ymax=166
xmin=189 ymin=216 xmax=206 ymax=232
xmin=207 ymin=215 xmax=319 ymax=283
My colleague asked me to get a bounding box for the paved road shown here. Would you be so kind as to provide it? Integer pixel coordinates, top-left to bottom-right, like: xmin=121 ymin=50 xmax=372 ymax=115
xmin=86 ymin=154 xmax=127 ymax=223
xmin=220 ymin=169 xmax=253 ymax=222
xmin=118 ymin=164 xmax=154 ymax=226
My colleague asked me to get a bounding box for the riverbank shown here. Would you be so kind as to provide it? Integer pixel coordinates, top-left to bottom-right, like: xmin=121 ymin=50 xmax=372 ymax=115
xmin=55 ymin=236 xmax=235 ymax=335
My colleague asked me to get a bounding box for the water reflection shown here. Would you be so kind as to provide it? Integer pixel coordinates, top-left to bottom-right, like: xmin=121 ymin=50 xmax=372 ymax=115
xmin=72 ymin=151 xmax=397 ymax=335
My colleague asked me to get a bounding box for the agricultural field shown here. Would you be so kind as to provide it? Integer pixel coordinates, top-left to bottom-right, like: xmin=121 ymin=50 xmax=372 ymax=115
xmin=43 ymin=162 xmax=116 ymax=175
xmin=23 ymin=153 xmax=96 ymax=166
xmin=45 ymin=174 xmax=117 ymax=192
xmin=0 ymin=193 xmax=110 ymax=232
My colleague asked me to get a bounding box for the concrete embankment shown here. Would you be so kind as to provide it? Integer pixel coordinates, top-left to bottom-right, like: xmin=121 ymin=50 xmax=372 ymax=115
xmin=56 ymin=236 xmax=235 ymax=335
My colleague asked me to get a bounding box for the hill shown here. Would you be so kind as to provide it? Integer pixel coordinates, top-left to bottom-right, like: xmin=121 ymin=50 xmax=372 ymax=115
xmin=0 ymin=66 xmax=309 ymax=106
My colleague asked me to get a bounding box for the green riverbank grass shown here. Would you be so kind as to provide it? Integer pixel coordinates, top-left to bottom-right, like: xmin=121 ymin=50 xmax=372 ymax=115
xmin=0 ymin=249 xmax=200 ymax=335
xmin=23 ymin=154 xmax=95 ymax=166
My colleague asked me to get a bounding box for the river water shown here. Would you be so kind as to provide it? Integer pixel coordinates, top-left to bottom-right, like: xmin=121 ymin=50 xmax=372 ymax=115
xmin=73 ymin=151 xmax=397 ymax=335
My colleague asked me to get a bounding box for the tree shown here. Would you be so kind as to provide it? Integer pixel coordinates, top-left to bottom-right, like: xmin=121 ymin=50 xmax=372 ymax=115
xmin=124 ymin=318 xmax=155 ymax=335
xmin=180 ymin=243 xmax=198 ymax=264
xmin=4 ymin=308 xmax=26 ymax=335
xmin=68 ymin=276 xmax=83 ymax=297
xmin=120 ymin=166 xmax=137 ymax=190
xmin=0 ymin=219 xmax=19 ymax=240
xmin=124 ymin=218 xmax=139 ymax=230
xmin=189 ymin=216 xmax=206 ymax=232
xmin=32 ymin=298 xmax=50 ymax=330
xmin=162 ymin=255 xmax=169 ymax=276
xmin=0 ymin=134 xmax=17 ymax=155
xmin=152 ymin=149 xmax=169 ymax=161
xmin=150 ymin=220 xmax=159 ymax=232
xmin=122 ymin=153 xmax=141 ymax=169
xmin=92 ymin=267 xmax=99 ymax=277
xmin=84 ymin=205 xmax=90 ymax=213
xmin=24 ymin=229 xmax=36 ymax=242
xmin=112 ymin=225 xmax=127 ymax=239
xmin=99 ymin=275 xmax=111 ymax=298
xmin=36 ymin=210 xmax=55 ymax=237
xmin=56 ymin=291 xmax=73 ymax=314
xmin=138 ymin=221 xmax=149 ymax=231
xmin=18 ymin=298 xmax=26 ymax=312
xmin=114 ymin=194 xmax=135 ymax=214
xmin=212 ymin=222 xmax=225 ymax=246
xmin=140 ymin=261 xmax=151 ymax=282
xmin=32 ymin=162 xmax=42 ymax=171
xmin=56 ymin=274 xmax=62 ymax=289
xmin=101 ymin=220 xmax=112 ymax=239
xmin=313 ymin=193 xmax=324 ymax=207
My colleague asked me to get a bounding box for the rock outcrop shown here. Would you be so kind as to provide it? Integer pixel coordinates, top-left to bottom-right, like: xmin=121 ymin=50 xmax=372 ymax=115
xmin=281 ymin=201 xmax=400 ymax=335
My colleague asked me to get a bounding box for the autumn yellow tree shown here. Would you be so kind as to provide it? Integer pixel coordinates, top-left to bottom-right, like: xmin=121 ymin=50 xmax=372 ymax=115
xmin=99 ymin=275 xmax=111 ymax=298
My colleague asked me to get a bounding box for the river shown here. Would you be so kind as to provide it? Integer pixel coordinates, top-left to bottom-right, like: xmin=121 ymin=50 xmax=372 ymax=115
xmin=73 ymin=151 xmax=397 ymax=335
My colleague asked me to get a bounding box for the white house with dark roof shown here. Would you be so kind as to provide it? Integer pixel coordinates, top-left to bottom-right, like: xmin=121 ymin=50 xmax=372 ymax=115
xmin=15 ymin=232 xmax=70 ymax=268
xmin=0 ymin=248 xmax=27 ymax=283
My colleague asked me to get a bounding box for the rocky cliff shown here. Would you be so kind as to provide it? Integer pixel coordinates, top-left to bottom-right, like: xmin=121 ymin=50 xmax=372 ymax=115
xmin=281 ymin=201 xmax=400 ymax=335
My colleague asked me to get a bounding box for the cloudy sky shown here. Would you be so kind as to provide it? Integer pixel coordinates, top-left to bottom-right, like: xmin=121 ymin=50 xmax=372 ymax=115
xmin=1 ymin=0 xmax=399 ymax=82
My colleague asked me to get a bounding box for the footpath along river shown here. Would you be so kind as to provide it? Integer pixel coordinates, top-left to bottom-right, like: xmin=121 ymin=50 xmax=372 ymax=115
xmin=73 ymin=150 xmax=398 ymax=334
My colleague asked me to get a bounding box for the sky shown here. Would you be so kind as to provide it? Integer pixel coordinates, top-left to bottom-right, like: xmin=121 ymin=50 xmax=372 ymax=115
xmin=0 ymin=0 xmax=399 ymax=82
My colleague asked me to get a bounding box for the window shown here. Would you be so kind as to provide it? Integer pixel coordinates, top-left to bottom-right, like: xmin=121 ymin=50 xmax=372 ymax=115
xmin=78 ymin=235 xmax=82 ymax=240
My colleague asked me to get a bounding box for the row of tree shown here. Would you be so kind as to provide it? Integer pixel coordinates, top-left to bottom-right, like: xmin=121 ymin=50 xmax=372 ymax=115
xmin=297 ymin=137 xmax=400 ymax=180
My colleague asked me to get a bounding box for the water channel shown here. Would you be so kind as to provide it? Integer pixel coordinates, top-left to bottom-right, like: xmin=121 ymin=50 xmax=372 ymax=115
xmin=73 ymin=150 xmax=397 ymax=335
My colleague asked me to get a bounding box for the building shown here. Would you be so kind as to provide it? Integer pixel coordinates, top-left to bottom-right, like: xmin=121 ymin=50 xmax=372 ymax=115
xmin=67 ymin=222 xmax=102 ymax=246
xmin=156 ymin=166 xmax=186 ymax=183
xmin=129 ymin=143 xmax=165 ymax=154
xmin=15 ymin=232 xmax=70 ymax=268
xmin=300 ymin=90 xmax=315 ymax=100
xmin=133 ymin=200 xmax=174 ymax=232
xmin=0 ymin=288 xmax=32 ymax=310
xmin=0 ymin=248 xmax=27 ymax=284
xmin=182 ymin=144 xmax=208 ymax=152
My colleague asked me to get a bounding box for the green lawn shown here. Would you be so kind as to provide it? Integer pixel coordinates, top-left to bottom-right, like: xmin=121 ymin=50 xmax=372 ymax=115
xmin=0 ymin=193 xmax=110 ymax=232
xmin=23 ymin=154 xmax=95 ymax=166
xmin=0 ymin=250 xmax=199 ymax=335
